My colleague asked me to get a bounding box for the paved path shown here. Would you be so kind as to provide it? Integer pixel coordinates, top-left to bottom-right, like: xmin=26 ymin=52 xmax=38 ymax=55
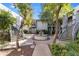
xmin=32 ymin=36 xmax=52 ymax=56
xmin=32 ymin=35 xmax=70 ymax=56
xmin=32 ymin=44 xmax=51 ymax=56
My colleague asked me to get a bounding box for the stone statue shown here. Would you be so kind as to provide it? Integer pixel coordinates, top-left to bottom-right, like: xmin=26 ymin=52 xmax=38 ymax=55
xmin=59 ymin=15 xmax=68 ymax=40
xmin=72 ymin=10 xmax=79 ymax=40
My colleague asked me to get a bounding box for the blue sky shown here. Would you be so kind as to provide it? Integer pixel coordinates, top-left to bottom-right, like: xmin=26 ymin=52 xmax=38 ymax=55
xmin=2 ymin=3 xmax=79 ymax=19
xmin=71 ymin=3 xmax=79 ymax=7
xmin=31 ymin=3 xmax=42 ymax=19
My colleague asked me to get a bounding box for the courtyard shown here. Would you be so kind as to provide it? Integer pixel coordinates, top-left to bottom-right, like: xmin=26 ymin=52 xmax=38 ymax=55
xmin=0 ymin=3 xmax=79 ymax=56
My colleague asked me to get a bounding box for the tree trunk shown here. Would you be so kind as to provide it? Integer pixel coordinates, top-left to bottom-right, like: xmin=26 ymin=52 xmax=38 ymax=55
xmin=53 ymin=16 xmax=59 ymax=43
xmin=0 ymin=30 xmax=5 ymax=44
xmin=52 ymin=5 xmax=62 ymax=44
xmin=16 ymin=18 xmax=24 ymax=48
xmin=16 ymin=31 xmax=19 ymax=49
xmin=16 ymin=39 xmax=19 ymax=48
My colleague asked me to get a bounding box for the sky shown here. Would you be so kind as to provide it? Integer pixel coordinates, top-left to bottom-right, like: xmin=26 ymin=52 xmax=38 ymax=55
xmin=2 ymin=3 xmax=79 ymax=20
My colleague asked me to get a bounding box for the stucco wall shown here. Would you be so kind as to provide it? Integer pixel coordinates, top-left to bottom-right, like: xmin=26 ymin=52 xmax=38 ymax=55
xmin=36 ymin=21 xmax=48 ymax=30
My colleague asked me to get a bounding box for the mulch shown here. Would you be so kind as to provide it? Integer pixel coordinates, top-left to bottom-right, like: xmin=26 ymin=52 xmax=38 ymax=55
xmin=1 ymin=45 xmax=35 ymax=56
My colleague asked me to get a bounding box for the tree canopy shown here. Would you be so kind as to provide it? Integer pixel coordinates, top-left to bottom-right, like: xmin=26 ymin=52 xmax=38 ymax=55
xmin=14 ymin=3 xmax=33 ymax=27
xmin=41 ymin=3 xmax=73 ymax=43
xmin=0 ymin=9 xmax=16 ymax=31
xmin=41 ymin=3 xmax=73 ymax=22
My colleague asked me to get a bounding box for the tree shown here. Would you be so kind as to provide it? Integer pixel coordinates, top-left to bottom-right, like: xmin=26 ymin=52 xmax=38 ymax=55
xmin=42 ymin=3 xmax=72 ymax=43
xmin=0 ymin=9 xmax=15 ymax=44
xmin=24 ymin=8 xmax=33 ymax=32
xmin=14 ymin=3 xmax=32 ymax=27
xmin=14 ymin=3 xmax=33 ymax=30
xmin=40 ymin=10 xmax=53 ymax=35
xmin=14 ymin=3 xmax=32 ymax=48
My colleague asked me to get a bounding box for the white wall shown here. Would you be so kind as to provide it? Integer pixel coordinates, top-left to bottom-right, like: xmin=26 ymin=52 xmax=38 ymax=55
xmin=36 ymin=21 xmax=48 ymax=30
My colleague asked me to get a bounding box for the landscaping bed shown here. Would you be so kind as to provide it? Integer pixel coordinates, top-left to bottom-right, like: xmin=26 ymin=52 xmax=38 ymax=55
xmin=49 ymin=40 xmax=79 ymax=56
xmin=0 ymin=45 xmax=35 ymax=56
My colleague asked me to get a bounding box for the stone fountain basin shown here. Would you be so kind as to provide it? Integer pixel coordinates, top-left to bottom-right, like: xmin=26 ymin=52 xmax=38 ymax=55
xmin=23 ymin=34 xmax=34 ymax=39
xmin=34 ymin=35 xmax=47 ymax=41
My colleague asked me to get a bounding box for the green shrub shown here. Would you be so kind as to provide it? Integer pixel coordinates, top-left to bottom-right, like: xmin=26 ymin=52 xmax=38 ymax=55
xmin=67 ymin=40 xmax=79 ymax=55
xmin=23 ymin=30 xmax=28 ymax=34
xmin=43 ymin=30 xmax=48 ymax=34
xmin=50 ymin=44 xmax=68 ymax=56
xmin=36 ymin=30 xmax=40 ymax=34
xmin=0 ymin=31 xmax=10 ymax=44
xmin=50 ymin=40 xmax=79 ymax=56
